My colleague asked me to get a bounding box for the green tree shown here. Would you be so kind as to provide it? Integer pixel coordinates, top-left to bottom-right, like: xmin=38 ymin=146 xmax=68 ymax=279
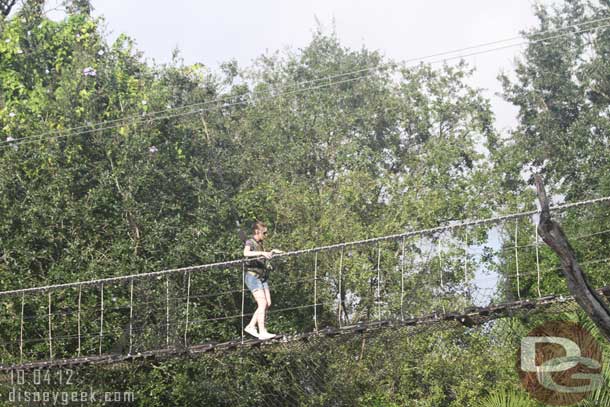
xmin=0 ymin=4 xmax=560 ymax=406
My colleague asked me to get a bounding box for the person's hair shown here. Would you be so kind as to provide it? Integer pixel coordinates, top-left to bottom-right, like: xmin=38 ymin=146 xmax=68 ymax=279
xmin=253 ymin=221 xmax=267 ymax=234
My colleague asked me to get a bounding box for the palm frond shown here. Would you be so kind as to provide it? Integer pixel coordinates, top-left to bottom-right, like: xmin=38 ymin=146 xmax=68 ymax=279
xmin=475 ymin=389 xmax=538 ymax=407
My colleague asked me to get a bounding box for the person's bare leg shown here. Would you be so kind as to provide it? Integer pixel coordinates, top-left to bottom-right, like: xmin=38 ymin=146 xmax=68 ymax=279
xmin=259 ymin=288 xmax=276 ymax=337
xmin=263 ymin=288 xmax=272 ymax=310
xmin=262 ymin=287 xmax=272 ymax=327
xmin=248 ymin=290 xmax=267 ymax=333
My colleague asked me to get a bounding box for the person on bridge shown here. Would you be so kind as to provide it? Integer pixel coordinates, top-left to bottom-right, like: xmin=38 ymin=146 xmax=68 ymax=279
xmin=243 ymin=221 xmax=283 ymax=340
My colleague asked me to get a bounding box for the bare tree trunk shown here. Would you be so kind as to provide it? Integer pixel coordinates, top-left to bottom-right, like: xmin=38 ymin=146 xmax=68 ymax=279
xmin=534 ymin=174 xmax=610 ymax=342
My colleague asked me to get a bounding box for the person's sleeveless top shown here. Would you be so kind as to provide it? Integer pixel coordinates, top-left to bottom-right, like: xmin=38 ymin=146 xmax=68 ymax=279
xmin=245 ymin=238 xmax=268 ymax=280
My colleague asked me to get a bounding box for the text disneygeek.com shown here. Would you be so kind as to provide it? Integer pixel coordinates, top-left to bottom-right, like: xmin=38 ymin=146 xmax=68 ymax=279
xmin=1 ymin=369 xmax=134 ymax=405
xmin=4 ymin=389 xmax=135 ymax=405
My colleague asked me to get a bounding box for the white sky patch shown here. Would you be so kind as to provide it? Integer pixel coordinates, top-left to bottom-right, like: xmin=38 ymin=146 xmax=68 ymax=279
xmin=36 ymin=0 xmax=561 ymax=134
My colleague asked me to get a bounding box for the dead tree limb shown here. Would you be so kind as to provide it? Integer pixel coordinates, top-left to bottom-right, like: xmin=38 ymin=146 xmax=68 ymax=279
xmin=534 ymin=174 xmax=610 ymax=342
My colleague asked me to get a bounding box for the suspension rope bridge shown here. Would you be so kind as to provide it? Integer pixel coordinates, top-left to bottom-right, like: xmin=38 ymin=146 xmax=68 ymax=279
xmin=2 ymin=288 xmax=608 ymax=373
xmin=0 ymin=195 xmax=609 ymax=372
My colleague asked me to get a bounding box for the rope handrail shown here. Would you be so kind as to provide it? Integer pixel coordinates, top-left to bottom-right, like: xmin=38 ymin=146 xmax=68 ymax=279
xmin=1 ymin=195 xmax=608 ymax=297
xmin=11 ymin=253 xmax=609 ymax=325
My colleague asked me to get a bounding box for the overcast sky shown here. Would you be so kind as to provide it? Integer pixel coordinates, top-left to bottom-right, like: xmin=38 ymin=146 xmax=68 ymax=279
xmin=45 ymin=0 xmax=560 ymax=132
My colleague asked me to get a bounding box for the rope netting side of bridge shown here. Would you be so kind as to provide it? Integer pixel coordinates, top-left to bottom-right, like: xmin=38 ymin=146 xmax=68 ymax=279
xmin=0 ymin=195 xmax=608 ymax=370
xmin=152 ymin=299 xmax=598 ymax=407
xmin=0 ymin=297 xmax=600 ymax=407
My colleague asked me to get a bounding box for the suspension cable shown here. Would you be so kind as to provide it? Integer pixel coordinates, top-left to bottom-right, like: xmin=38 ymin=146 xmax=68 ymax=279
xmin=1 ymin=195 xmax=608 ymax=298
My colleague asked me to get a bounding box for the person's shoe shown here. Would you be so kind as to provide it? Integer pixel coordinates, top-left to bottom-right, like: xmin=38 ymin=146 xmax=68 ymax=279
xmin=244 ymin=325 xmax=259 ymax=338
xmin=258 ymin=331 xmax=276 ymax=340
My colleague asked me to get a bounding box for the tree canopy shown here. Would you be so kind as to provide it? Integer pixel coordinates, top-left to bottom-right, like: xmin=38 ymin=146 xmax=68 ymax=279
xmin=1 ymin=0 xmax=609 ymax=405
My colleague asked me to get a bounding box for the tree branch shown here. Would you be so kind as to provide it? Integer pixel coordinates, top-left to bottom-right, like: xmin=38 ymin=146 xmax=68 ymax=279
xmin=0 ymin=0 xmax=17 ymax=16
xmin=534 ymin=174 xmax=610 ymax=342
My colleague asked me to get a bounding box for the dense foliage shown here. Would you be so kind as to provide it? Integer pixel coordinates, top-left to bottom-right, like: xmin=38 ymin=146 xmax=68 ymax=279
xmin=1 ymin=0 xmax=609 ymax=405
